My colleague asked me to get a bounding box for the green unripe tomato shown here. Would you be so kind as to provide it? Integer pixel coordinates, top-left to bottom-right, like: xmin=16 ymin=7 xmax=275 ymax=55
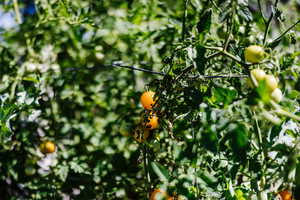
xmin=244 ymin=45 xmax=265 ymax=63
xmin=25 ymin=166 xmax=36 ymax=176
xmin=251 ymin=69 xmax=266 ymax=82
xmin=271 ymin=88 xmax=283 ymax=103
xmin=265 ymin=75 xmax=278 ymax=92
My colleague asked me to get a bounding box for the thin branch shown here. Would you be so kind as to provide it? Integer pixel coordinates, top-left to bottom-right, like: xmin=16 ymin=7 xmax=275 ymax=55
xmin=206 ymin=51 xmax=221 ymax=60
xmin=181 ymin=0 xmax=189 ymax=41
xmin=204 ymin=45 xmax=267 ymax=66
xmin=263 ymin=0 xmax=279 ymax=45
xmin=257 ymin=0 xmax=266 ymax=23
xmin=189 ymin=74 xmax=248 ymax=79
xmin=269 ymin=19 xmax=300 ymax=46
xmin=210 ymin=0 xmax=221 ymax=12
xmin=143 ymin=145 xmax=151 ymax=194
xmin=263 ymin=12 xmax=273 ymax=45
xmin=13 ymin=0 xmax=22 ymax=24
xmin=111 ymin=63 xmax=166 ymax=76
xmin=270 ymin=100 xmax=300 ymax=121
xmin=223 ymin=2 xmax=235 ymax=51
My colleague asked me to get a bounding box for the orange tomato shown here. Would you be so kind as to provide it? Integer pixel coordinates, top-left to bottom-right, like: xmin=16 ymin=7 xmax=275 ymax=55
xmin=145 ymin=114 xmax=159 ymax=130
xmin=279 ymin=190 xmax=292 ymax=200
xmin=40 ymin=141 xmax=56 ymax=154
xmin=140 ymin=91 xmax=156 ymax=110
xmin=150 ymin=189 xmax=169 ymax=200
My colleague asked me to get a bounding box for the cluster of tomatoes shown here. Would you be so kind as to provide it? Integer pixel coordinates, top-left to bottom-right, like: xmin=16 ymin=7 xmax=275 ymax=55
xmin=250 ymin=68 xmax=282 ymax=103
xmin=245 ymin=45 xmax=282 ymax=103
xmin=133 ymin=91 xmax=159 ymax=143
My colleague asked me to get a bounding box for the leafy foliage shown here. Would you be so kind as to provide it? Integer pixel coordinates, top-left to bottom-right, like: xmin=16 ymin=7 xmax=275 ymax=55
xmin=0 ymin=0 xmax=300 ymax=199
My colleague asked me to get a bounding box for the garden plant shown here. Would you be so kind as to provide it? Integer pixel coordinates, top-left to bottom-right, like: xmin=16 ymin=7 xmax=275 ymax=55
xmin=0 ymin=0 xmax=300 ymax=199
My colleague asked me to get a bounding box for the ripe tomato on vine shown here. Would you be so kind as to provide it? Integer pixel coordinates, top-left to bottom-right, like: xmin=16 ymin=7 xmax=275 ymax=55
xmin=140 ymin=91 xmax=156 ymax=110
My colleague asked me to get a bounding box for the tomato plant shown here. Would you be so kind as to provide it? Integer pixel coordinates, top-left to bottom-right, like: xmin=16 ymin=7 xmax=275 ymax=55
xmin=0 ymin=0 xmax=299 ymax=199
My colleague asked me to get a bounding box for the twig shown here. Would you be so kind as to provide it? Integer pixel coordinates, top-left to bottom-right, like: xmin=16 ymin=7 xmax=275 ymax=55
xmin=253 ymin=110 xmax=267 ymax=196
xmin=111 ymin=63 xmax=166 ymax=76
xmin=206 ymin=52 xmax=221 ymax=60
xmin=13 ymin=0 xmax=22 ymax=24
xmin=263 ymin=13 xmax=273 ymax=45
xmin=270 ymin=100 xmax=300 ymax=121
xmin=269 ymin=19 xmax=300 ymax=46
xmin=181 ymin=0 xmax=189 ymax=41
xmin=143 ymin=145 xmax=151 ymax=194
xmin=223 ymin=2 xmax=235 ymax=50
xmin=257 ymin=0 xmax=266 ymax=23
xmin=204 ymin=45 xmax=267 ymax=66
xmin=263 ymin=0 xmax=280 ymax=45
xmin=189 ymin=74 xmax=248 ymax=79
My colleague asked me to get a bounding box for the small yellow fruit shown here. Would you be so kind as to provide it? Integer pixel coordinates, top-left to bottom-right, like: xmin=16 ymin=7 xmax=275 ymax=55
xmin=244 ymin=45 xmax=265 ymax=63
xmin=265 ymin=75 xmax=278 ymax=92
xmin=145 ymin=114 xmax=159 ymax=130
xmin=251 ymin=69 xmax=266 ymax=82
xmin=140 ymin=91 xmax=156 ymax=110
xmin=40 ymin=141 xmax=56 ymax=154
xmin=271 ymin=88 xmax=283 ymax=103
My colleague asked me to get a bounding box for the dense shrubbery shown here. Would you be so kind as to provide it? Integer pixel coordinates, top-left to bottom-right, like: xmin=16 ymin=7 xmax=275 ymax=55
xmin=0 ymin=0 xmax=300 ymax=199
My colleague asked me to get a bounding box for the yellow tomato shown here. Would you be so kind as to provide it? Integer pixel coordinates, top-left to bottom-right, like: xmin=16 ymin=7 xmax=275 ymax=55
xmin=251 ymin=69 xmax=266 ymax=82
xmin=244 ymin=45 xmax=265 ymax=63
xmin=265 ymin=74 xmax=278 ymax=92
xmin=271 ymin=88 xmax=283 ymax=102
xmin=40 ymin=141 xmax=56 ymax=154
xmin=140 ymin=91 xmax=156 ymax=110
xmin=145 ymin=114 xmax=159 ymax=130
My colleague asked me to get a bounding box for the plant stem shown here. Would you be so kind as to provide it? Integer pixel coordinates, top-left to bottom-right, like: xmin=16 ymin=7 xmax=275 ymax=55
xmin=257 ymin=0 xmax=266 ymax=23
xmin=263 ymin=12 xmax=273 ymax=45
xmin=181 ymin=0 xmax=189 ymax=41
xmin=223 ymin=2 xmax=235 ymax=50
xmin=13 ymin=0 xmax=22 ymax=24
xmin=143 ymin=145 xmax=151 ymax=193
xmin=111 ymin=63 xmax=166 ymax=76
xmin=253 ymin=110 xmax=268 ymax=199
xmin=269 ymin=19 xmax=300 ymax=46
xmin=270 ymin=100 xmax=300 ymax=121
xmin=10 ymin=65 xmax=25 ymax=102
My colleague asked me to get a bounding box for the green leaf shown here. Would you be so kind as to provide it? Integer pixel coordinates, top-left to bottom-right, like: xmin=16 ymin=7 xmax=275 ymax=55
xmin=56 ymin=165 xmax=69 ymax=182
xmin=267 ymin=39 xmax=281 ymax=49
xmin=195 ymin=45 xmax=206 ymax=74
xmin=231 ymin=124 xmax=249 ymax=150
xmin=70 ymin=161 xmax=88 ymax=174
xmin=151 ymin=162 xmax=169 ymax=183
xmin=197 ymin=9 xmax=212 ymax=34
xmin=198 ymin=170 xmax=218 ymax=187
xmin=238 ymin=5 xmax=253 ymax=22
xmin=209 ymin=86 xmax=238 ymax=107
